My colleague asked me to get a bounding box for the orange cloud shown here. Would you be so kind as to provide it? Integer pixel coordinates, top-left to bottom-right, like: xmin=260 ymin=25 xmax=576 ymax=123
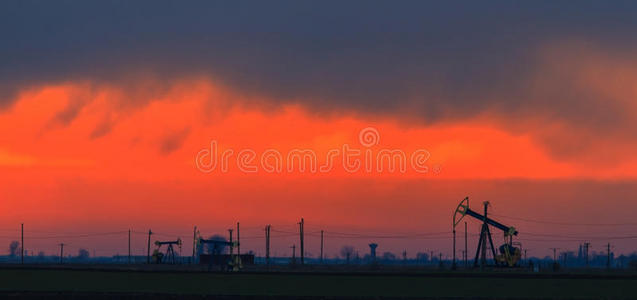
xmin=3 ymin=78 xmax=629 ymax=182
xmin=1 ymin=78 xmax=637 ymax=256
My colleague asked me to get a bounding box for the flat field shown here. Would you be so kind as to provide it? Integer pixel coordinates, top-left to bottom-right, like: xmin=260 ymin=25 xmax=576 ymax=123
xmin=0 ymin=267 xmax=636 ymax=299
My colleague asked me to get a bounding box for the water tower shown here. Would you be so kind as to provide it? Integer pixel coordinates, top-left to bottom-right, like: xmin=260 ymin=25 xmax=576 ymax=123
xmin=369 ymin=243 xmax=378 ymax=261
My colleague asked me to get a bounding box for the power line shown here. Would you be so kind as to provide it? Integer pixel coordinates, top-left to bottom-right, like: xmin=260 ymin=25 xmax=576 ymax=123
xmin=319 ymin=230 xmax=449 ymax=239
xmin=0 ymin=235 xmax=20 ymax=239
xmin=27 ymin=231 xmax=128 ymax=240
xmin=524 ymin=231 xmax=637 ymax=240
xmin=308 ymin=233 xmax=450 ymax=240
xmin=271 ymin=229 xmax=296 ymax=234
xmin=491 ymin=213 xmax=637 ymax=226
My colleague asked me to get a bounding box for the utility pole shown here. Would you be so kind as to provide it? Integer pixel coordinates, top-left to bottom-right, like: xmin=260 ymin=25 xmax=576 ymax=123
xmin=291 ymin=244 xmax=296 ymax=263
xmin=228 ymin=228 xmax=234 ymax=261
xmin=147 ymin=230 xmax=152 ymax=264
xmin=299 ymin=218 xmax=304 ymax=265
xmin=320 ymin=230 xmax=324 ymax=263
xmin=524 ymin=249 xmax=527 ymax=266
xmin=128 ymin=229 xmax=131 ymax=264
xmin=453 ymin=222 xmax=456 ymax=269
xmin=265 ymin=225 xmax=271 ymax=265
xmin=237 ymin=222 xmax=241 ymax=256
xmin=583 ymin=242 xmax=590 ymax=267
xmin=430 ymin=250 xmax=434 ymax=264
xmin=464 ymin=221 xmax=468 ymax=267
xmin=192 ymin=226 xmax=197 ymax=264
xmin=550 ymin=248 xmax=559 ymax=264
xmin=59 ymin=243 xmax=65 ymax=264
xmin=607 ymin=243 xmax=611 ymax=268
xmin=461 ymin=250 xmax=466 ymax=267
xmin=21 ymin=223 xmax=24 ymax=265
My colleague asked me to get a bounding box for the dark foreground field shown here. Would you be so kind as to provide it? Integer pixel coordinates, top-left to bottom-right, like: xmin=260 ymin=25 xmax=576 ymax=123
xmin=1 ymin=266 xmax=636 ymax=299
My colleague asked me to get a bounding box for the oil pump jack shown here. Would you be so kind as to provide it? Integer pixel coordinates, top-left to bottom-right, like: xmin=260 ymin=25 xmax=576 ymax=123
xmin=153 ymin=238 xmax=182 ymax=264
xmin=453 ymin=197 xmax=521 ymax=268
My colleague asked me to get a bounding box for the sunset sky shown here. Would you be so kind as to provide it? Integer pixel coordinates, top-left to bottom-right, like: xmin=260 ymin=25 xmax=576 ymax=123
xmin=2 ymin=1 xmax=637 ymax=259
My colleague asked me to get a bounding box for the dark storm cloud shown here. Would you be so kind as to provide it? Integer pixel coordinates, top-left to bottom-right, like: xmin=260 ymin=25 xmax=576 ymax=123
xmin=2 ymin=0 xmax=637 ymax=151
xmin=89 ymin=118 xmax=114 ymax=139
xmin=159 ymin=127 xmax=191 ymax=155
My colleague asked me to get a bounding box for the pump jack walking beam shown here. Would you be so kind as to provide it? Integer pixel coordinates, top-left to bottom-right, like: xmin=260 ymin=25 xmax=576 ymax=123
xmin=454 ymin=197 xmax=518 ymax=268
